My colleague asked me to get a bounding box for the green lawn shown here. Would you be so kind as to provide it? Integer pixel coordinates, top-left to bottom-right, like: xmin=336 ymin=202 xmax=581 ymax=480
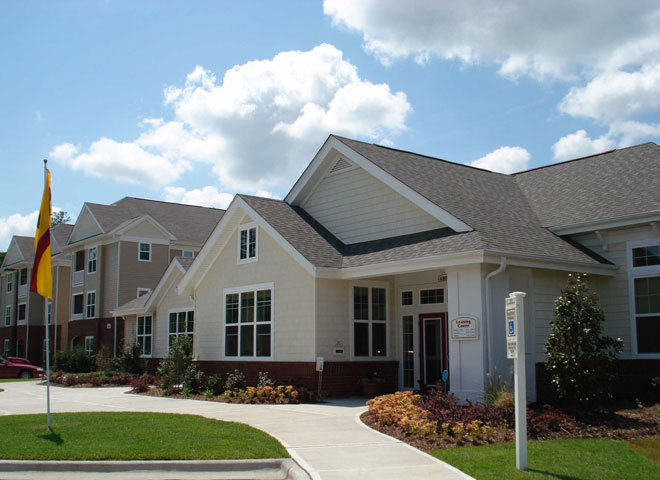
xmin=0 ymin=412 xmax=288 ymax=460
xmin=431 ymin=437 xmax=660 ymax=480
xmin=0 ymin=378 xmax=39 ymax=383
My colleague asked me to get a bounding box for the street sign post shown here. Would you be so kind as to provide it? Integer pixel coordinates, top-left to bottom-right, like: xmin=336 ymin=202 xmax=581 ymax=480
xmin=506 ymin=291 xmax=527 ymax=470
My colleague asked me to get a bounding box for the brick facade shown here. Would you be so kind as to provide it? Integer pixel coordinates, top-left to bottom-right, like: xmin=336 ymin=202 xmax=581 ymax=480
xmin=67 ymin=317 xmax=124 ymax=355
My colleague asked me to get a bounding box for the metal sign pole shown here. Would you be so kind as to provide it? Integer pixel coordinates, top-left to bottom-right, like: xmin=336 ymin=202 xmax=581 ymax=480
xmin=506 ymin=291 xmax=527 ymax=470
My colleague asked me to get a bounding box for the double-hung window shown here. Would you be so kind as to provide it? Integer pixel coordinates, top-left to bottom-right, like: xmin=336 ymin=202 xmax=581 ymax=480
xmin=139 ymin=243 xmax=151 ymax=262
xmin=86 ymin=291 xmax=96 ymax=319
xmin=18 ymin=269 xmax=27 ymax=297
xmin=238 ymin=225 xmax=257 ymax=263
xmin=17 ymin=304 xmax=26 ymax=324
xmin=631 ymin=244 xmax=660 ymax=354
xmin=84 ymin=336 xmax=94 ymax=355
xmin=87 ymin=247 xmax=97 ymax=273
xmin=6 ymin=273 xmax=12 ymax=293
xmin=352 ymin=284 xmax=388 ymax=357
xmin=4 ymin=305 xmax=11 ymax=326
xmin=3 ymin=338 xmax=9 ymax=356
xmin=136 ymin=315 xmax=152 ymax=356
xmin=224 ymin=285 xmax=272 ymax=358
xmin=168 ymin=310 xmax=194 ymax=347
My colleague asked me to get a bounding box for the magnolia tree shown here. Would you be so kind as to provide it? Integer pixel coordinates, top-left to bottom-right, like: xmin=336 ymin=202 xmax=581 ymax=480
xmin=545 ymin=273 xmax=623 ymax=404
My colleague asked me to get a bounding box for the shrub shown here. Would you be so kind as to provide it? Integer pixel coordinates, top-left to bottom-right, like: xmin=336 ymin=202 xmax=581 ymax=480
xmin=205 ymin=374 xmax=224 ymax=396
xmin=484 ymin=373 xmax=513 ymax=408
xmin=95 ymin=345 xmax=120 ymax=372
xmin=157 ymin=336 xmax=193 ymax=393
xmin=121 ymin=342 xmax=146 ymax=375
xmin=225 ymin=369 xmax=246 ymax=391
xmin=367 ymin=391 xmax=438 ymax=441
xmin=54 ymin=348 xmax=94 ymax=373
xmin=130 ymin=375 xmax=152 ymax=393
xmin=182 ymin=364 xmax=204 ymax=394
xmin=545 ymin=273 xmax=623 ymax=404
xmin=258 ymin=371 xmax=275 ymax=387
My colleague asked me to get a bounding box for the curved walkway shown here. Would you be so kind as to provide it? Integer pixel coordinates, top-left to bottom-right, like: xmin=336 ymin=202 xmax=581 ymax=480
xmin=0 ymin=381 xmax=472 ymax=479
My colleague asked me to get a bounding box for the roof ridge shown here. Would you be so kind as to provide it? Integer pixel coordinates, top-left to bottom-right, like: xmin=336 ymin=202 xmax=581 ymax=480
xmin=114 ymin=196 xmax=226 ymax=211
xmin=237 ymin=193 xmax=283 ymax=203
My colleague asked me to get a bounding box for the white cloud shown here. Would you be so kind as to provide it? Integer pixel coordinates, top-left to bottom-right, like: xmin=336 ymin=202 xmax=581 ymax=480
xmin=52 ymin=44 xmax=410 ymax=195
xmin=323 ymin=0 xmax=660 ymax=81
xmin=163 ymin=186 xmax=235 ymax=209
xmin=559 ymin=63 xmax=660 ymax=123
xmin=609 ymin=121 xmax=660 ymax=147
xmin=0 ymin=211 xmax=39 ymax=251
xmin=469 ymin=146 xmax=531 ymax=173
xmin=552 ymin=130 xmax=615 ymax=161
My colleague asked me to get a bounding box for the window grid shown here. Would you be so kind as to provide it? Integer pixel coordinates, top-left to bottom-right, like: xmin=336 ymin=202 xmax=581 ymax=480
xmin=168 ymin=310 xmax=194 ymax=346
xmin=238 ymin=226 xmax=257 ymax=262
xmin=225 ymin=288 xmax=272 ymax=358
xmin=3 ymin=338 xmax=10 ymax=356
xmin=137 ymin=316 xmax=153 ymax=356
xmin=631 ymin=242 xmax=660 ymax=355
xmin=6 ymin=273 xmax=12 ymax=292
xmin=420 ymin=288 xmax=444 ymax=304
xmin=87 ymin=247 xmax=97 ymax=273
xmin=633 ymin=246 xmax=660 ymax=268
xmin=353 ymin=286 xmax=387 ymax=358
xmin=84 ymin=336 xmax=94 ymax=355
xmin=4 ymin=305 xmax=10 ymax=327
xmin=86 ymin=292 xmax=96 ymax=318
xmin=401 ymin=291 xmax=413 ymax=306
xmin=139 ymin=243 xmax=151 ymax=261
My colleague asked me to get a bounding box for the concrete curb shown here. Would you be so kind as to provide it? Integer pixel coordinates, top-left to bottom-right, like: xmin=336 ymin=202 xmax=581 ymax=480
xmin=0 ymin=458 xmax=310 ymax=479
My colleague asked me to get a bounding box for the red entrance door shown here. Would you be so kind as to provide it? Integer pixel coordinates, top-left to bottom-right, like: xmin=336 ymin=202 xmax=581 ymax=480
xmin=418 ymin=313 xmax=449 ymax=389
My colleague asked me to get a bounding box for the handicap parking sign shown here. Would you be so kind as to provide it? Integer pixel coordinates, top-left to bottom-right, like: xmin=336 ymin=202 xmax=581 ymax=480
xmin=508 ymin=320 xmax=515 ymax=336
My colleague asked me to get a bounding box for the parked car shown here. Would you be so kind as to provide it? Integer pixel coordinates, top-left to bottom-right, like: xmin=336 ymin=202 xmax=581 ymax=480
xmin=0 ymin=354 xmax=31 ymax=365
xmin=0 ymin=356 xmax=44 ymax=379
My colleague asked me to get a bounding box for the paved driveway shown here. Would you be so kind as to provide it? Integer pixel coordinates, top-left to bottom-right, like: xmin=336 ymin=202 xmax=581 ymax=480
xmin=0 ymin=381 xmax=472 ymax=480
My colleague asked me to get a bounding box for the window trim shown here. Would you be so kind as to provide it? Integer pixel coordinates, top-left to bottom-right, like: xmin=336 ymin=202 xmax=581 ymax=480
xmin=87 ymin=246 xmax=98 ymax=274
xmin=85 ymin=291 xmax=97 ymax=319
xmin=167 ymin=307 xmax=195 ymax=352
xmin=4 ymin=305 xmax=11 ymax=327
xmin=6 ymin=272 xmax=13 ymax=293
xmin=72 ymin=292 xmax=84 ymax=320
xmin=349 ymin=280 xmax=389 ymax=360
xmin=237 ymin=223 xmax=258 ymax=264
xmin=138 ymin=242 xmax=152 ymax=262
xmin=222 ymin=282 xmax=274 ymax=361
xmin=84 ymin=336 xmax=94 ymax=356
xmin=17 ymin=303 xmax=26 ymax=325
xmin=627 ymin=239 xmax=660 ymax=358
xmin=136 ymin=315 xmax=153 ymax=358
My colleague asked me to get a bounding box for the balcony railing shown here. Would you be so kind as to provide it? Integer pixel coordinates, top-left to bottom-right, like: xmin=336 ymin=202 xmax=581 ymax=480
xmin=72 ymin=270 xmax=84 ymax=286
xmin=17 ymin=284 xmax=27 ymax=298
xmin=71 ymin=313 xmax=83 ymax=321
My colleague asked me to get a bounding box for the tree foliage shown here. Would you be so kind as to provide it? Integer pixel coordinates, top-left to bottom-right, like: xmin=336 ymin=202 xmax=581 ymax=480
xmin=0 ymin=252 xmax=5 ymax=266
xmin=545 ymin=273 xmax=623 ymax=404
xmin=51 ymin=210 xmax=72 ymax=226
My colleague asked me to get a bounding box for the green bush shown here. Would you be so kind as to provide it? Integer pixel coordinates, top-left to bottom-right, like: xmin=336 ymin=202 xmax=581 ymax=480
xmin=158 ymin=336 xmax=193 ymax=393
xmin=545 ymin=273 xmax=623 ymax=404
xmin=121 ymin=343 xmax=146 ymax=375
xmin=95 ymin=345 xmax=120 ymax=372
xmin=54 ymin=348 xmax=94 ymax=373
xmin=225 ymin=369 xmax=246 ymax=391
xmin=205 ymin=374 xmax=224 ymax=396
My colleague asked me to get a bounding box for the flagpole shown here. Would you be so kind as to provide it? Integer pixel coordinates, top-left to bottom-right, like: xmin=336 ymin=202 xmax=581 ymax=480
xmin=43 ymin=158 xmax=51 ymax=430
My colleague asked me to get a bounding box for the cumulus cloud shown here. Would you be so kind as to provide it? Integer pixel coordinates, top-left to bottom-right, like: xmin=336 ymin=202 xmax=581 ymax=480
xmin=469 ymin=146 xmax=531 ymax=173
xmin=552 ymin=130 xmax=615 ymax=161
xmin=0 ymin=210 xmax=39 ymax=251
xmin=163 ymin=186 xmax=234 ymax=209
xmin=323 ymin=0 xmax=660 ymax=80
xmin=51 ymin=44 xmax=410 ymax=194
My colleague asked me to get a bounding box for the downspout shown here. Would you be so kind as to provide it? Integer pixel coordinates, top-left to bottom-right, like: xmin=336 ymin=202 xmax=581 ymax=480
xmin=485 ymin=256 xmax=507 ymax=377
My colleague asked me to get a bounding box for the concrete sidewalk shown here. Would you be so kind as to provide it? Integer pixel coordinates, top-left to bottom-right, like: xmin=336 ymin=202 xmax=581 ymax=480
xmin=0 ymin=381 xmax=473 ymax=479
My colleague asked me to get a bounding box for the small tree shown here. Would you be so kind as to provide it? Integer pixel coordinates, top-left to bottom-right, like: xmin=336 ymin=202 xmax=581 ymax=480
xmin=51 ymin=210 xmax=72 ymax=226
xmin=545 ymin=273 xmax=623 ymax=404
xmin=157 ymin=336 xmax=194 ymax=394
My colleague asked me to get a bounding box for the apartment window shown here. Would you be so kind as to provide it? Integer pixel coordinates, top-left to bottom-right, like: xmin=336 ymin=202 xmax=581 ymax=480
xmin=182 ymin=250 xmax=194 ymax=258
xmin=86 ymin=291 xmax=96 ymax=318
xmin=46 ymin=301 xmax=52 ymax=325
xmin=72 ymin=293 xmax=84 ymax=317
xmin=87 ymin=247 xmax=97 ymax=273
xmin=137 ymin=288 xmax=150 ymax=297
xmin=168 ymin=310 xmax=194 ymax=347
xmin=401 ymin=291 xmax=413 ymax=306
xmin=6 ymin=273 xmax=12 ymax=293
xmin=633 ymin=245 xmax=660 ymax=267
xmin=74 ymin=251 xmax=85 ymax=272
xmin=3 ymin=338 xmax=10 ymax=356
xmin=420 ymin=288 xmax=444 ymax=304
xmin=136 ymin=316 xmax=152 ymax=356
xmin=19 ymin=268 xmax=27 ymax=286
xmin=84 ymin=336 xmax=94 ymax=356
xmin=238 ymin=225 xmax=257 ymax=263
xmin=138 ymin=243 xmax=151 ymax=262
xmin=17 ymin=303 xmax=26 ymax=323
xmin=352 ymin=285 xmax=387 ymax=357
xmin=224 ymin=285 xmax=272 ymax=358
xmin=630 ymin=242 xmax=660 ymax=355
xmin=4 ymin=306 xmax=10 ymax=327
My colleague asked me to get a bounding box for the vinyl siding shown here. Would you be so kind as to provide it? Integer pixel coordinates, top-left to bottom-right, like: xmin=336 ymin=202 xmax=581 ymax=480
xmin=117 ymin=242 xmax=169 ymax=310
xmin=101 ymin=243 xmax=118 ymax=318
xmin=152 ymin=271 xmax=194 ymax=359
xmin=302 ymin=166 xmax=445 ymax=244
xmin=69 ymin=208 xmax=102 ymax=244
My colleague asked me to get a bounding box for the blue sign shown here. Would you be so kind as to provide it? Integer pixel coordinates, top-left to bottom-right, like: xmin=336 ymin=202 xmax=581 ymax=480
xmin=442 ymin=370 xmax=448 ymax=382
xmin=508 ymin=320 xmax=515 ymax=336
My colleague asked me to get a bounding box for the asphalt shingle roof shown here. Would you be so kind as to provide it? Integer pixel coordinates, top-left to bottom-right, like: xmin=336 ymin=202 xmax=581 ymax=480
xmin=78 ymin=197 xmax=225 ymax=246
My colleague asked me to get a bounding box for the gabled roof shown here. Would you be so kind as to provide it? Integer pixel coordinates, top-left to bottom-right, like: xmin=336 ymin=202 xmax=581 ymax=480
xmin=51 ymin=224 xmax=74 ymax=255
xmin=1 ymin=236 xmax=35 ymax=268
xmin=69 ymin=197 xmax=225 ymax=246
xmin=513 ymin=142 xmax=660 ymax=228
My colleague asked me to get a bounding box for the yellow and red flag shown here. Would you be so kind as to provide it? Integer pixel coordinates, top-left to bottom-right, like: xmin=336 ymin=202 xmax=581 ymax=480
xmin=31 ymin=162 xmax=52 ymax=299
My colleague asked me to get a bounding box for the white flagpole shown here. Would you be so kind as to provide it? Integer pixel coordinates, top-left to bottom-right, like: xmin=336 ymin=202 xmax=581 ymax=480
xmin=44 ymin=159 xmax=51 ymax=430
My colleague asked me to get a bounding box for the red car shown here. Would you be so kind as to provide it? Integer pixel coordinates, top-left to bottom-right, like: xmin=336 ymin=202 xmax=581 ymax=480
xmin=0 ymin=355 xmax=44 ymax=379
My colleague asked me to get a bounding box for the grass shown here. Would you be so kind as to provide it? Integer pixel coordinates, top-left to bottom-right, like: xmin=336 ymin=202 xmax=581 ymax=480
xmin=627 ymin=436 xmax=660 ymax=462
xmin=431 ymin=437 xmax=660 ymax=480
xmin=0 ymin=378 xmax=40 ymax=383
xmin=0 ymin=412 xmax=289 ymax=460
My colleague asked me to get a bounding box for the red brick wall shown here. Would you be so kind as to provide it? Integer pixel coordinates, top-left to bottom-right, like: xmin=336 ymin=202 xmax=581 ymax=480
xmin=67 ymin=317 xmax=124 ymax=354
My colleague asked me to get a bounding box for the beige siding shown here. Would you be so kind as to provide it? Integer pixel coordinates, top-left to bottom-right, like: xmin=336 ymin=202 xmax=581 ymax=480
xmin=123 ymin=220 xmax=167 ymax=239
xmin=101 ymin=243 xmax=118 ymax=317
xmin=117 ymin=242 xmax=169 ymax=310
xmin=2 ymin=273 xmax=16 ymax=323
xmin=315 ymin=279 xmax=349 ymax=359
xmin=69 ymin=208 xmax=102 ymax=243
xmin=302 ymin=166 xmax=445 ymax=244
xmin=194 ymin=217 xmax=315 ymax=362
xmin=55 ymin=265 xmax=70 ymax=346
xmin=84 ymin=246 xmax=102 ymax=316
xmin=124 ymin=315 xmax=137 ymax=348
xmin=153 ymin=272 xmax=194 ymax=359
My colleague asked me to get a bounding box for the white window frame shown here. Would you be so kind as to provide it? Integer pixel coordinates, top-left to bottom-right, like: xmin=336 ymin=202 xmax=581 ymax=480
xmin=4 ymin=305 xmax=11 ymax=327
xmin=237 ymin=223 xmax=258 ymax=264
xmin=3 ymin=338 xmax=10 ymax=356
xmin=6 ymin=272 xmax=13 ymax=293
xmin=222 ymin=282 xmax=274 ymax=360
xmin=136 ymin=315 xmax=153 ymax=357
xmin=138 ymin=242 xmax=151 ymax=262
xmin=182 ymin=250 xmax=194 ymax=259
xmin=349 ymin=280 xmax=389 ymax=360
xmin=72 ymin=293 xmax=84 ymax=320
xmin=17 ymin=303 xmax=26 ymax=325
xmin=628 ymin=239 xmax=660 ymax=358
xmin=85 ymin=291 xmax=96 ymax=319
xmin=168 ymin=308 xmax=194 ymax=351
xmin=137 ymin=288 xmax=151 ymax=298
xmin=87 ymin=246 xmax=97 ymax=274
xmin=84 ymin=336 xmax=94 ymax=355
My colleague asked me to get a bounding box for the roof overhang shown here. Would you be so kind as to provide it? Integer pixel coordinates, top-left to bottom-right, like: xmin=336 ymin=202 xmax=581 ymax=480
xmin=549 ymin=210 xmax=660 ymax=235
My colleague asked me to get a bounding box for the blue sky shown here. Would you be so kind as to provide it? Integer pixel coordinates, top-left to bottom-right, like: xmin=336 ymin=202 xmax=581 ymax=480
xmin=2 ymin=0 xmax=660 ymax=249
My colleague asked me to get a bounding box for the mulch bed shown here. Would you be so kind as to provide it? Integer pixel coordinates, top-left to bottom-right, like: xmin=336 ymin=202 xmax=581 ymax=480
xmin=134 ymin=386 xmax=303 ymax=404
xmin=361 ymin=402 xmax=660 ymax=452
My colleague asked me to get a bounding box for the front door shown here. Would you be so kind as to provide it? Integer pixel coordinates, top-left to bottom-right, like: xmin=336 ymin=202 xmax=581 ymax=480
xmin=419 ymin=313 xmax=448 ymax=388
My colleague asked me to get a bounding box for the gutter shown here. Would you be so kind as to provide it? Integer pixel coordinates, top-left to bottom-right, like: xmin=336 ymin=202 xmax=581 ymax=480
xmin=485 ymin=257 xmax=506 ymax=377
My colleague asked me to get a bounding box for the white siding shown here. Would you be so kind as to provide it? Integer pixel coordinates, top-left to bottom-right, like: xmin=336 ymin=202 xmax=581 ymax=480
xmin=302 ymin=166 xmax=445 ymax=244
xmin=154 ymin=272 xmax=194 ymax=359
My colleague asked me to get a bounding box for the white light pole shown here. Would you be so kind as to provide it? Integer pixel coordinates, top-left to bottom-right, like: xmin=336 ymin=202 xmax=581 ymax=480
xmin=506 ymin=291 xmax=527 ymax=470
